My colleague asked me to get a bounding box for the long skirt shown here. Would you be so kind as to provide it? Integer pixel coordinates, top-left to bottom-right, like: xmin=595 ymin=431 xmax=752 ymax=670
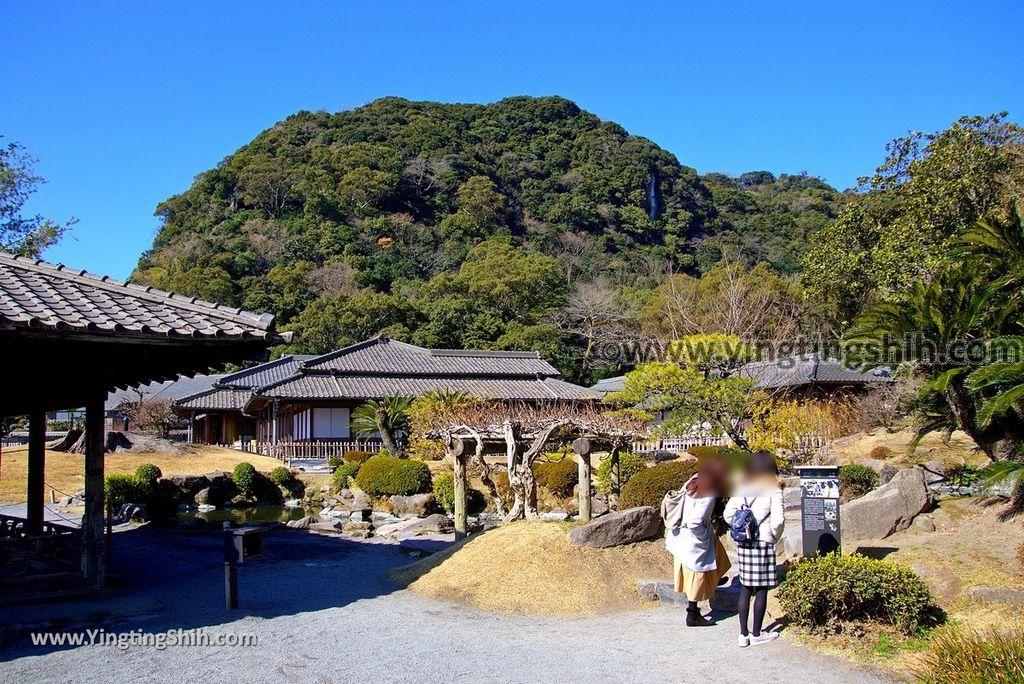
xmin=673 ymin=536 xmax=731 ymax=601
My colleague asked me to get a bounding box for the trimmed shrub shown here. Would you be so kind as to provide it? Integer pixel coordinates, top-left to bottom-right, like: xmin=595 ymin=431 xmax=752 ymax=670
xmin=869 ymin=445 xmax=894 ymax=460
xmin=535 ymin=459 xmax=578 ymax=497
xmin=104 ymin=473 xmax=147 ymax=512
xmin=687 ymin=445 xmax=730 ymax=460
xmin=269 ymin=466 xmax=294 ymax=486
xmin=433 ymin=472 xmax=455 ymax=513
xmin=596 ymin=452 xmax=648 ymax=495
xmin=618 ymin=460 xmax=699 ymax=509
xmin=777 ymin=553 xmax=941 ymax=634
xmin=232 ymin=462 xmax=257 ymax=494
xmin=839 ymin=464 xmax=879 ymax=500
xmin=133 ymin=463 xmax=162 ymax=484
xmin=914 ymin=627 xmax=1024 ymax=684
xmin=327 ymin=456 xmax=344 ymax=470
xmin=344 ymin=450 xmax=376 ymax=463
xmin=354 ymin=456 xmax=432 ymax=497
xmin=332 ymin=461 xmax=361 ymax=490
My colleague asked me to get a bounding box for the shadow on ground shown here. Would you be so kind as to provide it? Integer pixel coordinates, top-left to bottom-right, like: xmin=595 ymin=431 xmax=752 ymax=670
xmin=0 ymin=524 xmax=425 ymax=659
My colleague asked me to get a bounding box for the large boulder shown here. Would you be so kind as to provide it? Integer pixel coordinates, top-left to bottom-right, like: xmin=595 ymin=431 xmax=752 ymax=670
xmin=390 ymin=493 xmax=438 ymax=518
xmin=841 ymin=467 xmax=931 ymax=541
xmin=286 ymin=515 xmax=316 ymax=530
xmin=162 ymin=475 xmax=210 ymax=499
xmin=336 ymin=488 xmax=373 ymax=514
xmin=396 ymin=513 xmax=453 ymax=539
xmin=567 ymin=506 xmax=660 ymax=549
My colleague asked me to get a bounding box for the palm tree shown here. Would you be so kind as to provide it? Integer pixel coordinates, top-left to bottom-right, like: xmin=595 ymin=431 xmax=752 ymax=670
xmin=844 ymin=266 xmax=1021 ymax=459
xmin=981 ymin=459 xmax=1024 ymax=521
xmin=351 ymin=395 xmax=413 ymax=457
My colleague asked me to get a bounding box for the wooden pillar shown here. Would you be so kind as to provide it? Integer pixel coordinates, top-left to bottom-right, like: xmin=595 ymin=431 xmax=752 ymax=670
xmin=81 ymin=389 xmax=106 ymax=590
xmin=451 ymin=438 xmax=468 ymax=540
xmin=26 ymin=409 xmax=46 ymax=534
xmin=573 ymin=438 xmax=593 ymax=523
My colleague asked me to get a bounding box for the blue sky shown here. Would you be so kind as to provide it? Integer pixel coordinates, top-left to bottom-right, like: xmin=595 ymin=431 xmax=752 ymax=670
xmin=3 ymin=1 xmax=1022 ymax=279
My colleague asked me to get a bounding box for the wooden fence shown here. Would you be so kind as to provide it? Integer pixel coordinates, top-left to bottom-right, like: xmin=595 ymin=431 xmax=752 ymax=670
xmin=266 ymin=440 xmax=384 ymax=462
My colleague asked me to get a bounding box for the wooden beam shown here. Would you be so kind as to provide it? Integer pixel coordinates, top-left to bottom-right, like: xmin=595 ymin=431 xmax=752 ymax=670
xmin=81 ymin=389 xmax=106 ymax=590
xmin=26 ymin=409 xmax=46 ymax=534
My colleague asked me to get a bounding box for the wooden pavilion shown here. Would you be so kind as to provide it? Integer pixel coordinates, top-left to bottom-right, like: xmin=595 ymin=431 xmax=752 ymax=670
xmin=0 ymin=253 xmax=288 ymax=596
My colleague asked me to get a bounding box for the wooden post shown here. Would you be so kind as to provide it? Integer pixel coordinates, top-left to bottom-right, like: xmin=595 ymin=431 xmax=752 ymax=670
xmin=573 ymin=438 xmax=592 ymax=523
xmin=451 ymin=438 xmax=468 ymax=540
xmin=81 ymin=389 xmax=106 ymax=590
xmin=26 ymin=409 xmax=46 ymax=534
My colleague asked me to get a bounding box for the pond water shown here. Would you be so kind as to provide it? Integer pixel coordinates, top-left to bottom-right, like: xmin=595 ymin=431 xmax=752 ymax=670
xmin=177 ymin=505 xmax=320 ymax=525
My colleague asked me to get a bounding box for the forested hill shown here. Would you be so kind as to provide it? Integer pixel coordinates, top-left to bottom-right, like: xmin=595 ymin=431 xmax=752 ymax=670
xmin=132 ymin=96 xmax=842 ymax=380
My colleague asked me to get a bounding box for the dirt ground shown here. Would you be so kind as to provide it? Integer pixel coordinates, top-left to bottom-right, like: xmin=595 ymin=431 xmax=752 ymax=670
xmin=0 ymin=443 xmax=282 ymax=503
xmin=392 ymin=520 xmax=672 ymax=616
xmin=832 ymin=428 xmax=985 ymax=466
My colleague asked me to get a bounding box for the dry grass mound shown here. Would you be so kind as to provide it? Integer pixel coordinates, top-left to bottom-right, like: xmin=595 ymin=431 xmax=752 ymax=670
xmin=391 ymin=521 xmax=671 ymax=616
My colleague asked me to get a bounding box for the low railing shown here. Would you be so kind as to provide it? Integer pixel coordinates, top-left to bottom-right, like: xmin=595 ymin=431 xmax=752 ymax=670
xmin=632 ymin=433 xmax=735 ymax=454
xmin=267 ymin=440 xmax=384 ymax=462
xmin=0 ymin=514 xmax=82 ymax=584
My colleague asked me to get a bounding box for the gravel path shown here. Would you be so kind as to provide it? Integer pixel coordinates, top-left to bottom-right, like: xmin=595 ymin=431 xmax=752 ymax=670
xmin=1 ymin=526 xmax=893 ymax=684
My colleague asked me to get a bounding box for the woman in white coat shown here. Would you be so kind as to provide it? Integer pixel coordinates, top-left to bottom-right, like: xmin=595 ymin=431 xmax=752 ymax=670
xmin=724 ymin=451 xmax=785 ymax=647
xmin=664 ymin=455 xmax=732 ymax=627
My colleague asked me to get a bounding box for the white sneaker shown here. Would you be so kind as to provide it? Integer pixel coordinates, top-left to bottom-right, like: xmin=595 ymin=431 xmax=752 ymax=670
xmin=749 ymin=631 xmax=780 ymax=646
xmin=738 ymin=634 xmax=750 ymax=648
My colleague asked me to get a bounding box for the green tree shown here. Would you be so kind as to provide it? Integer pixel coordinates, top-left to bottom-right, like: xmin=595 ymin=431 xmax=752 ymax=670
xmin=605 ymin=334 xmax=762 ymax=448
xmin=285 ymin=290 xmax=418 ymax=354
xmin=804 ymin=114 xmax=1024 ymax=324
xmin=0 ymin=137 xmax=76 ymax=256
xmin=351 ymin=396 xmax=413 ymax=457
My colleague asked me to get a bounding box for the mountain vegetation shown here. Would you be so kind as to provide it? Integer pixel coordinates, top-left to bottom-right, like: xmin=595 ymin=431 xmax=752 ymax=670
xmin=132 ymin=96 xmax=842 ymax=381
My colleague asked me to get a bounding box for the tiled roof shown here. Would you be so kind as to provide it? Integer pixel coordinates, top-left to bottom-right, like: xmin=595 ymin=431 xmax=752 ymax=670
xmin=218 ymin=355 xmax=317 ymax=389
xmin=174 ymin=387 xmax=252 ymax=411
xmin=251 ymin=374 xmax=597 ymax=403
xmin=302 ymin=337 xmax=560 ymax=376
xmin=0 ymin=253 xmax=283 ymax=340
xmin=738 ymin=354 xmax=893 ymax=389
xmin=588 ymin=376 xmax=625 ymax=395
xmin=107 ymin=373 xmax=225 ymax=411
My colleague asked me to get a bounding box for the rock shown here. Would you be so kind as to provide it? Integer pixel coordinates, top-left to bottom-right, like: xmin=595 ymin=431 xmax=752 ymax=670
xmin=591 ymin=494 xmax=609 ymax=517
xmin=910 ymin=563 xmax=962 ymax=606
xmin=343 ymin=520 xmax=373 ymax=532
xmin=374 ymin=518 xmax=420 ymax=539
xmin=541 ymin=509 xmax=571 ymax=522
xmin=645 ymin=450 xmax=677 ymax=463
xmin=337 ymin=488 xmax=372 ymax=513
xmin=911 ymin=514 xmax=936 ymax=533
xmin=841 ymin=467 xmax=931 ymax=541
xmin=284 ymin=498 xmax=302 ymax=509
xmin=968 ymin=585 xmax=1024 ymax=607
xmin=779 ymin=521 xmax=803 ymax=557
xmin=636 ymin=579 xmax=660 ymax=601
xmin=390 ymin=493 xmax=438 ymax=518
xmin=568 ymin=506 xmax=661 ymax=549
xmin=922 ymin=460 xmax=947 ymax=485
xmin=193 ymin=487 xmax=216 ymax=506
xmin=782 ymin=487 xmax=802 ymax=511
xmin=566 ymin=498 xmax=579 ymax=516
xmin=286 ymin=515 xmax=316 ymax=530
xmin=58 ymin=495 xmax=73 ymax=506
xmin=855 ymin=458 xmax=886 ymax=472
xmin=395 ymin=514 xmax=453 ymax=539
xmin=879 ymin=465 xmax=898 ymax=484
xmin=346 ymin=529 xmax=373 ymax=540
xmin=310 ymin=520 xmax=343 ymax=533
xmin=162 ymin=475 xmax=211 ymax=499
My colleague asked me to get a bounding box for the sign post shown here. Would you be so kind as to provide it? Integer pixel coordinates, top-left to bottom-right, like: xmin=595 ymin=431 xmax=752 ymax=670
xmin=223 ymin=523 xmax=264 ymax=610
xmin=795 ymin=466 xmax=841 ymax=556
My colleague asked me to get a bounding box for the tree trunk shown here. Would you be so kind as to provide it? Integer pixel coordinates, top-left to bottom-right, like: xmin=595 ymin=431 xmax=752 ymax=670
xmin=376 ymin=407 xmax=403 ymax=457
xmin=503 ymin=421 xmax=526 ymax=521
xmin=504 ymin=421 xmax=567 ymax=521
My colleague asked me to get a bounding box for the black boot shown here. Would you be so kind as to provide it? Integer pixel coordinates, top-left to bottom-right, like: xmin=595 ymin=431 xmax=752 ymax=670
xmin=685 ymin=604 xmax=715 ymax=627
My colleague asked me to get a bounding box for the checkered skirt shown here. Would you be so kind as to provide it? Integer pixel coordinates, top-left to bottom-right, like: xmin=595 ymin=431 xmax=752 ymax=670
xmin=736 ymin=540 xmax=778 ymax=588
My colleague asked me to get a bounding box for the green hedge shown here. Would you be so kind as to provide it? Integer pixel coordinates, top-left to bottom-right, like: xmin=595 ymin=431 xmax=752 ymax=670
xmin=535 ymin=459 xmax=577 ymax=497
xmin=618 ymin=460 xmax=699 ymax=509
xmin=777 ymin=553 xmax=941 ymax=634
xmin=432 ymin=471 xmax=486 ymax=514
xmin=344 ymin=450 xmax=376 ymax=463
xmin=839 ymin=464 xmax=879 ymax=500
xmin=332 ymin=461 xmax=361 ymax=490
xmin=269 ymin=466 xmax=294 ymax=486
xmin=596 ymin=452 xmax=647 ymax=495
xmin=231 ymin=462 xmax=257 ymax=493
xmin=104 ymin=473 xmax=148 ymax=512
xmin=133 ymin=463 xmax=162 ymax=484
xmin=354 ymin=456 xmax=432 ymax=496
